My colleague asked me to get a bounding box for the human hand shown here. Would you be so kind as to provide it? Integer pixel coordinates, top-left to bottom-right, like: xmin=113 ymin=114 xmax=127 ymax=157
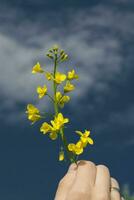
xmin=55 ymin=161 xmax=123 ymax=200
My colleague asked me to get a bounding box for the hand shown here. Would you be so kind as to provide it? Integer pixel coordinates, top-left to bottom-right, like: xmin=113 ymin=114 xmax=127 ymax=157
xmin=55 ymin=160 xmax=123 ymax=200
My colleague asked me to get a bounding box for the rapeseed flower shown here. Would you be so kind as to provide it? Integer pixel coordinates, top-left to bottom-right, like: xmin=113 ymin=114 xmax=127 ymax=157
xmin=45 ymin=72 xmax=52 ymax=80
xmin=56 ymin=92 xmax=70 ymax=108
xmin=67 ymin=69 xmax=79 ymax=80
xmin=32 ymin=62 xmax=44 ymax=74
xmin=40 ymin=122 xmax=52 ymax=134
xmin=54 ymin=72 xmax=66 ymax=84
xmin=76 ymin=130 xmax=94 ymax=147
xmin=26 ymin=45 xmax=95 ymax=164
xmin=40 ymin=113 xmax=69 ymax=140
xmin=51 ymin=113 xmax=69 ymax=131
xmin=68 ymin=140 xmax=84 ymax=155
xmin=40 ymin=122 xmax=58 ymax=140
xmin=37 ymin=85 xmax=47 ymax=99
xmin=64 ymin=81 xmax=75 ymax=93
xmin=26 ymin=104 xmax=41 ymax=124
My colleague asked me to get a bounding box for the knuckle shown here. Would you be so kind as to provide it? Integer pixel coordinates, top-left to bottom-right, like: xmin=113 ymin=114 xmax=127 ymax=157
xmin=97 ymin=164 xmax=110 ymax=173
xmin=111 ymin=177 xmax=119 ymax=187
xmin=78 ymin=160 xmax=96 ymax=168
xmin=86 ymin=161 xmax=96 ymax=168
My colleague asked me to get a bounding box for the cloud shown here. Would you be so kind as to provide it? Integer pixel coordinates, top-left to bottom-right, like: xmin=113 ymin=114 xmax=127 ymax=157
xmin=0 ymin=3 xmax=134 ymax=127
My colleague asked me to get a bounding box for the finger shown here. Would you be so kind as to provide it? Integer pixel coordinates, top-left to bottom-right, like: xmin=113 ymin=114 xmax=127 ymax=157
xmin=72 ymin=160 xmax=96 ymax=192
xmin=110 ymin=177 xmax=120 ymax=200
xmin=95 ymin=165 xmax=111 ymax=199
xmin=55 ymin=163 xmax=77 ymax=200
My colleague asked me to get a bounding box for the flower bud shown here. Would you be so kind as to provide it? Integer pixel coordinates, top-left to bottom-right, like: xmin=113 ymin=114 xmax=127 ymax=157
xmin=46 ymin=53 xmax=53 ymax=59
xmin=59 ymin=150 xmax=64 ymax=161
xmin=48 ymin=49 xmax=53 ymax=53
xmin=61 ymin=54 xmax=68 ymax=61
xmin=53 ymin=45 xmax=59 ymax=54
xmin=60 ymin=50 xmax=64 ymax=56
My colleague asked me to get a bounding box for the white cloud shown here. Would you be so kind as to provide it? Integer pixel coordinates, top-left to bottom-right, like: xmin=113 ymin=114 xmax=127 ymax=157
xmin=0 ymin=4 xmax=133 ymax=124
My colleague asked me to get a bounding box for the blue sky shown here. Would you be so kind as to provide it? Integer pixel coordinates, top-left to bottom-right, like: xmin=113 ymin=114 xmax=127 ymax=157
xmin=0 ymin=0 xmax=134 ymax=199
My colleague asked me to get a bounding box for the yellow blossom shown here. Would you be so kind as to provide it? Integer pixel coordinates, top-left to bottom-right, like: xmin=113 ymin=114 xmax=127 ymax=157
xmin=40 ymin=122 xmax=58 ymax=140
xmin=40 ymin=122 xmax=52 ymax=134
xmin=67 ymin=69 xmax=79 ymax=80
xmin=56 ymin=92 xmax=70 ymax=108
xmin=40 ymin=113 xmax=69 ymax=140
xmin=51 ymin=113 xmax=69 ymax=131
xmin=68 ymin=140 xmax=84 ymax=155
xmin=64 ymin=81 xmax=75 ymax=93
xmin=26 ymin=104 xmax=41 ymax=123
xmin=45 ymin=72 xmax=52 ymax=80
xmin=32 ymin=62 xmax=44 ymax=74
xmin=75 ymin=130 xmax=94 ymax=147
xmin=37 ymin=85 xmax=47 ymax=99
xmin=54 ymin=72 xmax=66 ymax=84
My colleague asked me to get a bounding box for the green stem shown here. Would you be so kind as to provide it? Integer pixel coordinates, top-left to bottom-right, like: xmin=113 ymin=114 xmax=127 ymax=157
xmin=60 ymin=128 xmax=77 ymax=164
xmin=53 ymin=54 xmax=58 ymax=115
xmin=53 ymin=54 xmax=76 ymax=164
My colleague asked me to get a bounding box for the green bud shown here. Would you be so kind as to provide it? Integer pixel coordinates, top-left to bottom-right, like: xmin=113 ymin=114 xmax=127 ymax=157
xmin=48 ymin=49 xmax=53 ymax=53
xmin=64 ymin=54 xmax=68 ymax=60
xmin=53 ymin=45 xmax=59 ymax=52
xmin=60 ymin=50 xmax=64 ymax=56
xmin=60 ymin=53 xmax=65 ymax=60
xmin=61 ymin=54 xmax=68 ymax=61
xmin=46 ymin=53 xmax=53 ymax=59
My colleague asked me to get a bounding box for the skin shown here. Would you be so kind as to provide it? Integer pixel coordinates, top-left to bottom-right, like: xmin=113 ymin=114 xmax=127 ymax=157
xmin=55 ymin=161 xmax=123 ymax=200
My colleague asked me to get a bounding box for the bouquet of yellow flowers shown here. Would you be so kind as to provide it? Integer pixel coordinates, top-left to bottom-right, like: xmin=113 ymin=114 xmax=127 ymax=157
xmin=26 ymin=45 xmax=94 ymax=164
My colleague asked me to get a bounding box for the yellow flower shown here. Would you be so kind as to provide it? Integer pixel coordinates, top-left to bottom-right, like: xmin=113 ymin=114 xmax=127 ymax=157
xmin=45 ymin=72 xmax=52 ymax=80
xmin=64 ymin=81 xmax=75 ymax=93
xmin=55 ymin=91 xmax=62 ymax=101
xmin=40 ymin=122 xmax=52 ymax=134
xmin=59 ymin=150 xmax=64 ymax=161
xmin=32 ymin=62 xmax=44 ymax=74
xmin=26 ymin=104 xmax=41 ymax=123
xmin=68 ymin=140 xmax=84 ymax=155
xmin=51 ymin=113 xmax=69 ymax=131
xmin=67 ymin=69 xmax=79 ymax=80
xmin=54 ymin=72 xmax=66 ymax=84
xmin=37 ymin=85 xmax=47 ymax=99
xmin=40 ymin=113 xmax=69 ymax=140
xmin=56 ymin=92 xmax=70 ymax=108
xmin=40 ymin=122 xmax=58 ymax=140
xmin=75 ymin=130 xmax=94 ymax=147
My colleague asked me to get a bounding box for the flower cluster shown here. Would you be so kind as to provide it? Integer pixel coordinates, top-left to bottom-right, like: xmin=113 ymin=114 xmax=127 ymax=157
xmin=68 ymin=130 xmax=94 ymax=155
xmin=40 ymin=113 xmax=69 ymax=140
xmin=26 ymin=45 xmax=94 ymax=163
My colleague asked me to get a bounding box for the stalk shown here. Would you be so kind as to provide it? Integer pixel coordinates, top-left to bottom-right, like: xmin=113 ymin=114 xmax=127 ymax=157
xmin=53 ymin=54 xmax=76 ymax=164
xmin=53 ymin=54 xmax=58 ymax=115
